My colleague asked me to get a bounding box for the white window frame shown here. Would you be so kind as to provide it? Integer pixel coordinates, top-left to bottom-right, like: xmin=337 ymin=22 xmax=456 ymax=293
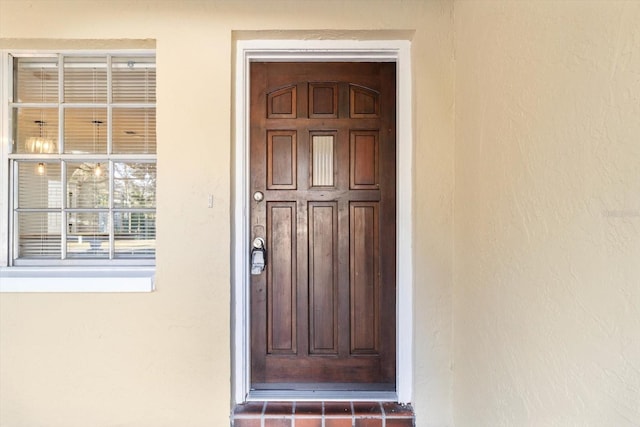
xmin=232 ymin=39 xmax=413 ymax=403
xmin=0 ymin=49 xmax=156 ymax=293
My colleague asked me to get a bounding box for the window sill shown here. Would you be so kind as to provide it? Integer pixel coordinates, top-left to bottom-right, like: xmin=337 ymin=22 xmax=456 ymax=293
xmin=0 ymin=266 xmax=155 ymax=293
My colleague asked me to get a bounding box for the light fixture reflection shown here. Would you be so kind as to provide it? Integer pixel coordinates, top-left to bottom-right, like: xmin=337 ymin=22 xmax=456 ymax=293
xmin=94 ymin=163 xmax=102 ymax=177
xmin=26 ymin=120 xmax=56 ymax=154
xmin=36 ymin=162 xmax=46 ymax=175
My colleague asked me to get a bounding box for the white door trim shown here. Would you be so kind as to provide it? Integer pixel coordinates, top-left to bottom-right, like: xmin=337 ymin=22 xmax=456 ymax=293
xmin=232 ymin=39 xmax=413 ymax=404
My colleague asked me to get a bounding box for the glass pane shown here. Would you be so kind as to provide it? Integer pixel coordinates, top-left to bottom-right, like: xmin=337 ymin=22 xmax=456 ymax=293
xmin=66 ymin=212 xmax=110 ymax=258
xmin=67 ymin=162 xmax=109 ymax=208
xmin=13 ymin=57 xmax=59 ymax=103
xmin=64 ymin=56 xmax=107 ymax=103
xmin=64 ymin=108 xmax=107 ymax=153
xmin=113 ymin=163 xmax=156 ymax=208
xmin=114 ymin=212 xmax=156 ymax=258
xmin=112 ymin=108 xmax=156 ymax=154
xmin=16 ymin=212 xmax=62 ymax=259
xmin=312 ymin=135 xmax=334 ymax=186
xmin=17 ymin=161 xmax=62 ymax=208
xmin=112 ymin=56 xmax=156 ymax=103
xmin=13 ymin=107 xmax=59 ymax=154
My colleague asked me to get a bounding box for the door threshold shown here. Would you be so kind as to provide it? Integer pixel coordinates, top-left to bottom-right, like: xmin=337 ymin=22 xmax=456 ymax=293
xmin=247 ymin=389 xmax=398 ymax=402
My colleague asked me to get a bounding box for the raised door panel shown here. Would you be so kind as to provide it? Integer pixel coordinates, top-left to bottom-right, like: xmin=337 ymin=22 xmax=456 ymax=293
xmin=350 ymin=131 xmax=379 ymax=189
xmin=267 ymin=202 xmax=297 ymax=354
xmin=268 ymin=85 xmax=297 ymax=118
xmin=350 ymin=202 xmax=380 ymax=355
xmin=267 ymin=130 xmax=297 ymax=189
xmin=350 ymin=84 xmax=379 ymax=118
xmin=309 ymin=83 xmax=338 ymax=118
xmin=308 ymin=202 xmax=339 ymax=354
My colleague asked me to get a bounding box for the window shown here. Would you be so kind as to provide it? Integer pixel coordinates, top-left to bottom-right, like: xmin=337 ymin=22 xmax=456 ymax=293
xmin=1 ymin=50 xmax=156 ymax=290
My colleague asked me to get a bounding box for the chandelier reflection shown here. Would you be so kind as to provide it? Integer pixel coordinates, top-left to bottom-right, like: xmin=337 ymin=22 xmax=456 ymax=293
xmin=25 ymin=120 xmax=56 ymax=154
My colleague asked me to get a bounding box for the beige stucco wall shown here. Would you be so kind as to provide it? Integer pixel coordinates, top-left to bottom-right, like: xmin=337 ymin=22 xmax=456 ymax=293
xmin=0 ymin=1 xmax=455 ymax=426
xmin=454 ymin=1 xmax=640 ymax=426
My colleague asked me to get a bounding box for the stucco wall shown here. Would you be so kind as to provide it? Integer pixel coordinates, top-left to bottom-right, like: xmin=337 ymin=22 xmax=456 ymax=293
xmin=454 ymin=1 xmax=640 ymax=426
xmin=0 ymin=1 xmax=455 ymax=426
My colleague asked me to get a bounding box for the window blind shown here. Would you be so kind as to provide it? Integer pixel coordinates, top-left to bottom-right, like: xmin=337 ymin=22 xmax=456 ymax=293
xmin=13 ymin=56 xmax=59 ymax=103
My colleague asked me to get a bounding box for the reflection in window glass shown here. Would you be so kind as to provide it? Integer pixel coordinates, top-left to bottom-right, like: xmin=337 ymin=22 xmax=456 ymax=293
xmin=113 ymin=163 xmax=156 ymax=208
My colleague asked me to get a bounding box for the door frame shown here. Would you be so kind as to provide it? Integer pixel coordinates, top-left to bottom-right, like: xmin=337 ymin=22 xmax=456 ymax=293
xmin=233 ymin=39 xmax=413 ymax=403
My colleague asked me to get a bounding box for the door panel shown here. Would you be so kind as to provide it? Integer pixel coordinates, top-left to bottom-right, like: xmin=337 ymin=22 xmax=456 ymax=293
xmin=309 ymin=83 xmax=338 ymax=118
xmin=266 ymin=202 xmax=297 ymax=354
xmin=351 ymin=131 xmax=379 ymax=188
xmin=308 ymin=201 xmax=339 ymax=355
xmin=350 ymin=202 xmax=379 ymax=354
xmin=250 ymin=62 xmax=396 ymax=390
xmin=267 ymin=131 xmax=297 ymax=189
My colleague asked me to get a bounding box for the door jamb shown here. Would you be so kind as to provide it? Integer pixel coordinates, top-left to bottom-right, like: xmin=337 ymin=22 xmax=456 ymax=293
xmin=233 ymin=39 xmax=413 ymax=404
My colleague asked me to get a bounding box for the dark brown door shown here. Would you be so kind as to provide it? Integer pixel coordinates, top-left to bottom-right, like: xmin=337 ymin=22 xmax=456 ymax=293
xmin=250 ymin=62 xmax=396 ymax=390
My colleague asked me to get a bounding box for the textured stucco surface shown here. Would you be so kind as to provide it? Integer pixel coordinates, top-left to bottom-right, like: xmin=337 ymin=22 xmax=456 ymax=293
xmin=454 ymin=1 xmax=640 ymax=426
xmin=0 ymin=1 xmax=455 ymax=426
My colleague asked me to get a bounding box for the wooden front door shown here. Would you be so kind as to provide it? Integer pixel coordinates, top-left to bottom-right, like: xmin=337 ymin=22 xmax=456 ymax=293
xmin=250 ymin=62 xmax=396 ymax=390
